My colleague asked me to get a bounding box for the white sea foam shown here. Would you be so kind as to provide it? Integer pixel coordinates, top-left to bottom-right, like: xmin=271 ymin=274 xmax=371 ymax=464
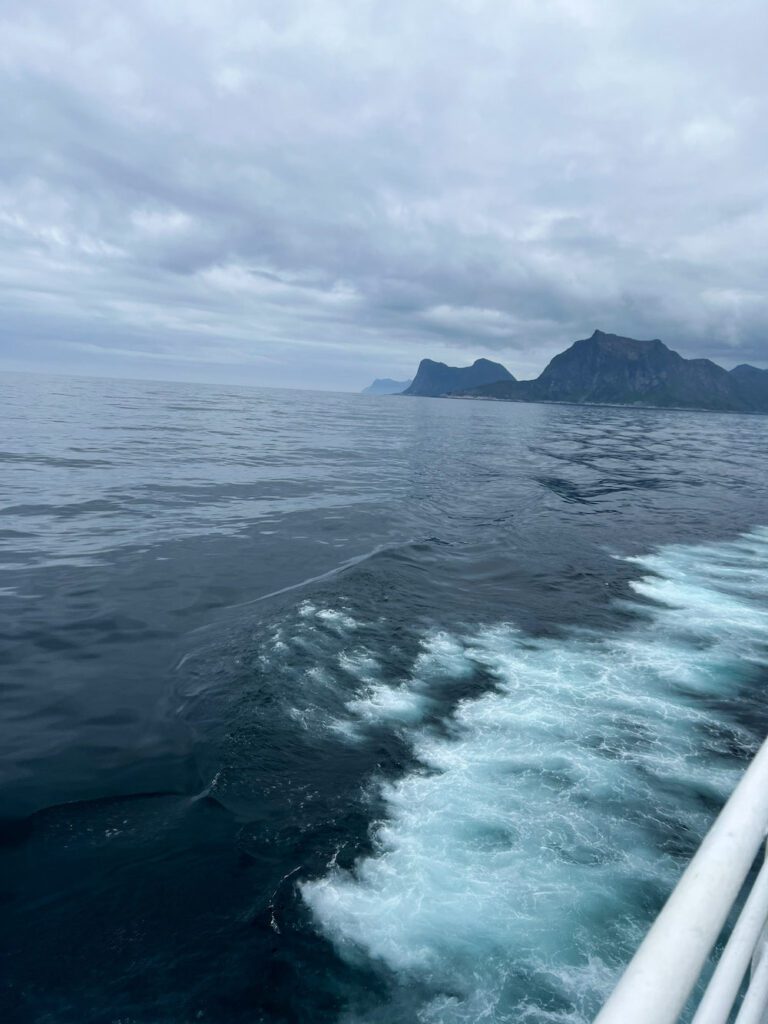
xmin=317 ymin=608 xmax=360 ymax=630
xmin=341 ymin=632 xmax=475 ymax=733
xmin=302 ymin=529 xmax=768 ymax=1023
xmin=297 ymin=600 xmax=360 ymax=631
xmin=266 ymin=602 xmax=374 ymax=736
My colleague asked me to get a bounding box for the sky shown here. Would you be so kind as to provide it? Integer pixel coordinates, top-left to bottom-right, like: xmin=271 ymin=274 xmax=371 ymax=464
xmin=1 ymin=0 xmax=767 ymax=391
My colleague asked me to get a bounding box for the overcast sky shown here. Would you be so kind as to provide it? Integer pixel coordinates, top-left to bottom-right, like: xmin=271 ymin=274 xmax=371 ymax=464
xmin=1 ymin=0 xmax=767 ymax=390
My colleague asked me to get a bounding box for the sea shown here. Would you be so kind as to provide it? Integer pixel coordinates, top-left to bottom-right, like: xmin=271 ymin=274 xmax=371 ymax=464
xmin=1 ymin=371 xmax=767 ymax=1024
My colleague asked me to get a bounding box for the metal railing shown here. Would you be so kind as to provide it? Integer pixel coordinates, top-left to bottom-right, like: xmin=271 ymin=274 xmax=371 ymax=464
xmin=595 ymin=737 xmax=768 ymax=1024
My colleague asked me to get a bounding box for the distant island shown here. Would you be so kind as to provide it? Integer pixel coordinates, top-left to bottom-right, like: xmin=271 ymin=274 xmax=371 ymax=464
xmin=403 ymin=357 xmax=514 ymax=397
xmin=397 ymin=331 xmax=768 ymax=413
xmin=362 ymin=377 xmax=412 ymax=395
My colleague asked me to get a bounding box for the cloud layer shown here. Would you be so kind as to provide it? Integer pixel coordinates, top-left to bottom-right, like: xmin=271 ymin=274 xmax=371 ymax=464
xmin=1 ymin=0 xmax=767 ymax=388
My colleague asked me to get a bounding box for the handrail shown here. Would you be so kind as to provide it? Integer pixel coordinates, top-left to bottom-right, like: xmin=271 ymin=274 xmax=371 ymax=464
xmin=594 ymin=737 xmax=768 ymax=1024
xmin=735 ymin=950 xmax=768 ymax=1024
xmin=690 ymin=855 xmax=768 ymax=1024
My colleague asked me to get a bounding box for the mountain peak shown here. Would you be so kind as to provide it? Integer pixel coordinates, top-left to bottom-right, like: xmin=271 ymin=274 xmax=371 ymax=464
xmin=732 ymin=363 xmax=768 ymax=375
xmin=586 ymin=329 xmax=663 ymax=347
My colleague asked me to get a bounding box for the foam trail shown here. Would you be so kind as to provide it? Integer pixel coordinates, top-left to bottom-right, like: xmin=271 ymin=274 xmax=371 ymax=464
xmin=302 ymin=528 xmax=768 ymax=1023
xmin=341 ymin=633 xmax=473 ymax=732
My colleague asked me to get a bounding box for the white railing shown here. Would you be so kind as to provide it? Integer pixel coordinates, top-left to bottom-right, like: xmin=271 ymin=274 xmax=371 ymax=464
xmin=594 ymin=737 xmax=768 ymax=1024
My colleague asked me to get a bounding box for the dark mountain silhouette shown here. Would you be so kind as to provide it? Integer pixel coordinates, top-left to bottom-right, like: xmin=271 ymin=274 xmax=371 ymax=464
xmin=453 ymin=331 xmax=767 ymax=412
xmin=362 ymin=378 xmax=412 ymax=395
xmin=403 ymin=357 xmax=514 ymax=397
xmin=729 ymin=364 xmax=768 ymax=409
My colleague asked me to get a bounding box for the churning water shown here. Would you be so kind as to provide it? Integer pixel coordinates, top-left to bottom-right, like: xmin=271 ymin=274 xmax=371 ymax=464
xmin=1 ymin=372 xmax=767 ymax=1023
xmin=303 ymin=534 xmax=768 ymax=1022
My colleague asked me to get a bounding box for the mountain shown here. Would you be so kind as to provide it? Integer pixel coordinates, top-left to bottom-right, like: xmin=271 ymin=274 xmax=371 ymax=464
xmin=403 ymin=357 xmax=514 ymax=397
xmin=730 ymin=364 xmax=768 ymax=409
xmin=531 ymin=331 xmax=744 ymax=410
xmin=362 ymin=378 xmax=412 ymax=395
xmin=458 ymin=331 xmax=767 ymax=412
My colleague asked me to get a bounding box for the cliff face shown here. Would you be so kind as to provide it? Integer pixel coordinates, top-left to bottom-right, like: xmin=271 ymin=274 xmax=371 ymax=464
xmin=403 ymin=357 xmax=514 ymax=397
xmin=460 ymin=331 xmax=767 ymax=412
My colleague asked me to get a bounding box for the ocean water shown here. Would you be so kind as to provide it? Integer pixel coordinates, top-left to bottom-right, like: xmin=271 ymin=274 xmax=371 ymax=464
xmin=1 ymin=373 xmax=767 ymax=1024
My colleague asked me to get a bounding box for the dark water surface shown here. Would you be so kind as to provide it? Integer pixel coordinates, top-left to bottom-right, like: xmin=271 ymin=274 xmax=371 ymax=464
xmin=1 ymin=373 xmax=767 ymax=1023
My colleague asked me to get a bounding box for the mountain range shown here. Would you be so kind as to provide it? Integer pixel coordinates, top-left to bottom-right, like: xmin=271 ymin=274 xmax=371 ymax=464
xmin=389 ymin=331 xmax=768 ymax=413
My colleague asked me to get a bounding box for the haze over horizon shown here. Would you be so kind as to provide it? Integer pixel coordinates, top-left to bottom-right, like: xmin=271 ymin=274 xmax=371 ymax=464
xmin=1 ymin=1 xmax=767 ymax=391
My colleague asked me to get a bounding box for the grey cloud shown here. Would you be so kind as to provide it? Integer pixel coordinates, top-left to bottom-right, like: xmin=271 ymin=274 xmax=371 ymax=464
xmin=1 ymin=0 xmax=767 ymax=389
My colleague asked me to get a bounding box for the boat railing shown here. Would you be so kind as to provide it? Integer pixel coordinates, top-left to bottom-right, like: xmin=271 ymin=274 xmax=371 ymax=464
xmin=594 ymin=736 xmax=768 ymax=1024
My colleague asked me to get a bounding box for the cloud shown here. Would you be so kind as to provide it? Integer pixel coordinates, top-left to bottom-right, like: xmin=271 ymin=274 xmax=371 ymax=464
xmin=0 ymin=0 xmax=767 ymax=388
